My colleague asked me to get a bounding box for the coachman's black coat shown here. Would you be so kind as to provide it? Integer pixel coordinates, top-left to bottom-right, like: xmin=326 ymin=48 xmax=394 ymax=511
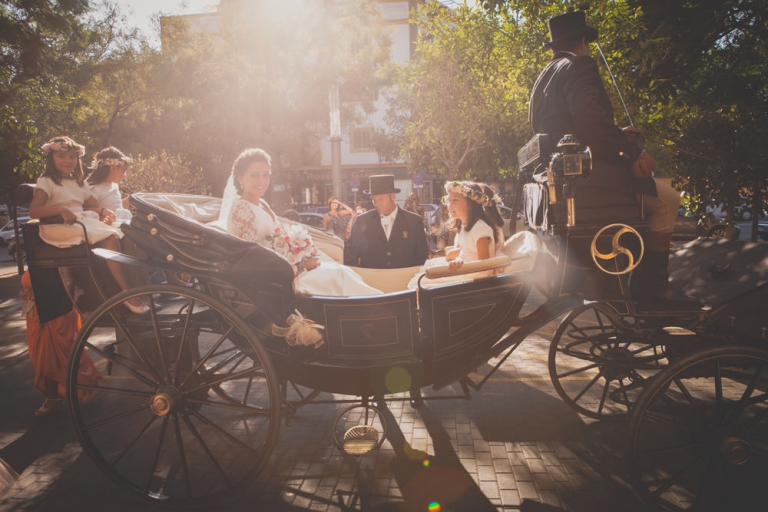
xmin=529 ymin=52 xmax=657 ymax=203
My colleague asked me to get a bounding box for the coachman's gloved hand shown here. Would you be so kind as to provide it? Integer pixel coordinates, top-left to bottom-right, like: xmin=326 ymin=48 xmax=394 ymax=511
xmin=631 ymin=150 xmax=656 ymax=179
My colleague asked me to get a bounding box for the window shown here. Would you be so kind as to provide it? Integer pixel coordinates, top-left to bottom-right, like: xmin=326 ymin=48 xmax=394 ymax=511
xmin=349 ymin=128 xmax=374 ymax=153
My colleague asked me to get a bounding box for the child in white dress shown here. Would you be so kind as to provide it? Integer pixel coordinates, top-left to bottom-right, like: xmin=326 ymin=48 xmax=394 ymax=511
xmin=87 ymin=146 xmax=151 ymax=288
xmin=409 ymin=181 xmax=505 ymax=288
xmin=29 ymin=136 xmax=148 ymax=314
xmin=86 ymin=146 xmax=133 ymax=227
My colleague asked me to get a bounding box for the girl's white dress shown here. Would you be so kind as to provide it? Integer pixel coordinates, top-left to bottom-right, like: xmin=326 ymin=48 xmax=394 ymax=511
xmin=90 ymin=181 xmax=132 ymax=227
xmin=227 ymin=198 xmax=382 ymax=297
xmin=409 ymin=219 xmax=502 ymax=288
xmin=36 ymin=177 xmax=123 ymax=248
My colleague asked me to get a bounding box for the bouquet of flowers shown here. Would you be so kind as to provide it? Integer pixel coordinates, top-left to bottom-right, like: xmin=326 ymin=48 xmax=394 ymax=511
xmin=271 ymin=224 xmax=318 ymax=266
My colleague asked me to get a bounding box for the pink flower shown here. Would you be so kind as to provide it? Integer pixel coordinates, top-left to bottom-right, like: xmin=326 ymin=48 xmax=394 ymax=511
xmin=291 ymin=245 xmax=301 ymax=255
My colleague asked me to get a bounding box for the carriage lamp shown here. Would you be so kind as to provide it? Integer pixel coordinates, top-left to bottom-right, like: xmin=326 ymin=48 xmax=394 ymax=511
xmin=549 ymin=135 xmax=592 ymax=226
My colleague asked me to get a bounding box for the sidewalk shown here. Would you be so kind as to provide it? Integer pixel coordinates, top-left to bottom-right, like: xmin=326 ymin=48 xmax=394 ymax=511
xmin=0 ymin=260 xmax=652 ymax=511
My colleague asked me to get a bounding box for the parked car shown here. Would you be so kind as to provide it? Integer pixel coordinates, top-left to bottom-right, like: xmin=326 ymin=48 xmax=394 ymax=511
xmin=299 ymin=212 xmax=325 ymax=229
xmin=302 ymin=206 xmax=330 ymax=215
xmin=757 ymin=220 xmax=768 ymax=241
xmin=7 ymin=235 xmax=25 ymax=263
xmin=673 ymin=208 xmax=741 ymax=241
xmin=706 ymin=195 xmax=762 ymax=221
xmin=0 ymin=216 xmax=30 ymax=246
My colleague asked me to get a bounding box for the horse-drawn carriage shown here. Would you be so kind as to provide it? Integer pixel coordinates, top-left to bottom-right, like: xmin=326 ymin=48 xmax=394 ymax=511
xmin=12 ymin=136 xmax=767 ymax=511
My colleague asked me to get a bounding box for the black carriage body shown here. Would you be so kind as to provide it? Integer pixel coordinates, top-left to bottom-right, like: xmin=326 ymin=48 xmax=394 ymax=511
xmin=271 ymin=272 xmax=531 ymax=396
xmin=126 ymin=194 xmax=535 ymax=397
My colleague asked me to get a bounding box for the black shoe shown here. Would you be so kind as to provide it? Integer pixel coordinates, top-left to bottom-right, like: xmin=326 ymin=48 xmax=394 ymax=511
xmin=409 ymin=390 xmax=424 ymax=408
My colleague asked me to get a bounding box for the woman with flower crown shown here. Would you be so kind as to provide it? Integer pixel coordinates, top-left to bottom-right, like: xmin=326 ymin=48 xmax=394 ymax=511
xmin=408 ymin=180 xmax=505 ymax=288
xmin=222 ymin=148 xmax=382 ymax=296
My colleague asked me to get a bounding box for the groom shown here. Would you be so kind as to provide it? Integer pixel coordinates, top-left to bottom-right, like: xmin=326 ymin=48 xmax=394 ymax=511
xmin=344 ymin=175 xmax=429 ymax=269
xmin=345 ymin=175 xmax=429 ymax=408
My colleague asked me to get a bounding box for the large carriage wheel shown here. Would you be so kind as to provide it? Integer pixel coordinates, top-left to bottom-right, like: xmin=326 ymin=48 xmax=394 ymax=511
xmin=549 ymin=303 xmax=667 ymax=420
xmin=629 ymin=346 xmax=768 ymax=511
xmin=66 ymin=284 xmax=281 ymax=504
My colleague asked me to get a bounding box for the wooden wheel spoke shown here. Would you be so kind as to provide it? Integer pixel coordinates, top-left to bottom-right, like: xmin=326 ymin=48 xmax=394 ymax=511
xmin=144 ymin=416 xmax=170 ymax=496
xmin=179 ymin=325 xmax=235 ymax=388
xmin=573 ymin=372 xmax=602 ymax=403
xmin=184 ymin=367 xmax=260 ymax=395
xmin=649 ymin=453 xmax=709 ymax=498
xmin=643 ymin=410 xmax=698 ymax=433
xmin=83 ymin=403 xmax=149 ymax=432
xmin=172 ymin=415 xmax=193 ymax=499
xmin=728 ymin=363 xmax=767 ymax=423
xmin=109 ymin=415 xmax=159 ymax=469
xmin=638 ymin=441 xmax=702 ymax=457
xmin=186 ymin=398 xmax=273 ymax=416
xmin=85 ymin=341 xmax=158 ymax=388
xmin=179 ymin=413 xmax=231 ymax=488
xmin=187 ymin=409 xmax=262 ymax=458
xmin=75 ymin=383 xmax=154 ymax=398
xmin=173 ymin=298 xmax=196 ymax=386
xmin=148 ymin=300 xmax=170 ymax=382
xmin=596 ymin=376 xmax=612 ymax=415
xmin=557 ymin=362 xmax=600 ymax=379
xmin=106 ymin=309 xmax=162 ymax=382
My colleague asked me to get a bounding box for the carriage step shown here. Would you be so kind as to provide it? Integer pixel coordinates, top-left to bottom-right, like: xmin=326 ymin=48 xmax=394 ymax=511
xmin=342 ymin=425 xmax=379 ymax=455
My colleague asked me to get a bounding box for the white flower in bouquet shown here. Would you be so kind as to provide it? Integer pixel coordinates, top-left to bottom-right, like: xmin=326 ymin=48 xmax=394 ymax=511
xmin=272 ymin=224 xmax=318 ymax=264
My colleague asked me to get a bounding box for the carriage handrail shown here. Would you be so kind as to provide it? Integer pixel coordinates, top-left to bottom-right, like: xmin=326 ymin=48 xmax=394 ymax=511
xmin=423 ymin=255 xmax=513 ymax=279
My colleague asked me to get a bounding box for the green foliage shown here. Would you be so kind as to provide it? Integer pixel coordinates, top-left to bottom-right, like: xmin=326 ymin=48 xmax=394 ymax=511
xmin=121 ymin=152 xmax=209 ymax=196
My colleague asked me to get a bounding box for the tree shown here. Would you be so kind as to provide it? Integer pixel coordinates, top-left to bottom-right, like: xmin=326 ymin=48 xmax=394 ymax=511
xmin=140 ymin=0 xmax=393 ymax=193
xmin=385 ymin=2 xmax=531 ymax=179
xmin=0 ymin=0 xmax=93 ymax=202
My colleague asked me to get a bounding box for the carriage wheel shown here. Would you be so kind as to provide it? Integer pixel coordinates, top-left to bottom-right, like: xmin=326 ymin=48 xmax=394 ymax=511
xmin=549 ymin=303 xmax=667 ymax=420
xmin=629 ymin=346 xmax=768 ymax=511
xmin=66 ymin=284 xmax=281 ymax=504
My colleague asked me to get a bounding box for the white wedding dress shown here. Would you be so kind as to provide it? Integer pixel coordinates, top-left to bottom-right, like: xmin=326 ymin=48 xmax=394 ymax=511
xmin=226 ymin=197 xmax=382 ymax=297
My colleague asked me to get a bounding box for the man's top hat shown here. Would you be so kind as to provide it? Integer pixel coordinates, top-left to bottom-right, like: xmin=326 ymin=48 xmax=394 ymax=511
xmin=365 ymin=175 xmax=400 ymax=196
xmin=543 ymin=11 xmax=597 ymax=48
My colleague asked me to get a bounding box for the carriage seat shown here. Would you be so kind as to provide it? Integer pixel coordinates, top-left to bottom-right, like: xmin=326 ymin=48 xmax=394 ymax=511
xmin=501 ymin=230 xmax=540 ymax=273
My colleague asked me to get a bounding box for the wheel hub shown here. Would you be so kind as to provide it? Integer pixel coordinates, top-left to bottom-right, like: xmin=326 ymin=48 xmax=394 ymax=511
xmin=594 ymin=344 xmax=634 ymax=380
xmin=719 ymin=436 xmax=751 ymax=466
xmin=150 ymin=386 xmax=182 ymax=416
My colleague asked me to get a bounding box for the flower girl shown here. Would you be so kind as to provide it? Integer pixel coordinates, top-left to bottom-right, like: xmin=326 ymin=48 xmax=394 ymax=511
xmin=29 ymin=136 xmax=148 ymax=313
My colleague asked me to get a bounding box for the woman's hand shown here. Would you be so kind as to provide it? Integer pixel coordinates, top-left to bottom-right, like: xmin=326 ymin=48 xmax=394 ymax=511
xmin=444 ymin=247 xmax=460 ymax=262
xmin=98 ymin=207 xmax=116 ymax=225
xmin=304 ymin=257 xmax=320 ymax=271
xmin=448 ymin=257 xmax=464 ymax=271
xmin=59 ymin=207 xmax=77 ymax=224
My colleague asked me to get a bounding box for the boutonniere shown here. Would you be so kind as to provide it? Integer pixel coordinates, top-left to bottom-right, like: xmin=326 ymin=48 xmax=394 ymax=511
xmin=402 ymin=231 xmax=408 ymax=239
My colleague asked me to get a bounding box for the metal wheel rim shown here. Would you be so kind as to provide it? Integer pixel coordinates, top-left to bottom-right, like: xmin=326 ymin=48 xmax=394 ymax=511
xmin=628 ymin=345 xmax=768 ymax=511
xmin=66 ymin=284 xmax=281 ymax=504
xmin=549 ymin=303 xmax=666 ymax=420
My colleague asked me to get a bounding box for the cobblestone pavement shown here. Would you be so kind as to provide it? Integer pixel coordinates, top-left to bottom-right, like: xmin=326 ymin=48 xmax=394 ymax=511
xmin=0 ymin=262 xmax=653 ymax=512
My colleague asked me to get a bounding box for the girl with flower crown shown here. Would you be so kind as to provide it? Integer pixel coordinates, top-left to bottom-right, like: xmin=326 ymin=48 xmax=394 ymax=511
xmin=408 ymin=181 xmax=505 ymax=288
xmin=443 ymin=181 xmax=505 ymax=268
xmin=87 ymin=146 xmax=134 ymax=226
xmin=223 ymin=148 xmax=382 ymax=296
xmin=87 ymin=146 xmax=153 ymax=288
xmin=29 ymin=136 xmax=148 ymax=314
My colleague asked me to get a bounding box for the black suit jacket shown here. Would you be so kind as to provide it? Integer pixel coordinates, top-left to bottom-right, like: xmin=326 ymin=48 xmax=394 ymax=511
xmin=344 ymin=207 xmax=429 ymax=269
xmin=529 ymin=52 xmax=656 ymax=198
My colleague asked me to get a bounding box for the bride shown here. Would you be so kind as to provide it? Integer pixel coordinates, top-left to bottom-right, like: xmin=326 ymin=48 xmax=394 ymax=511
xmin=220 ymin=148 xmax=382 ymax=297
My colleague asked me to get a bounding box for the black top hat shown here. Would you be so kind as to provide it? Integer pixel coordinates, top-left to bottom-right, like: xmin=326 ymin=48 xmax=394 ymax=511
xmin=364 ymin=175 xmax=400 ymax=196
xmin=543 ymin=11 xmax=597 ymax=48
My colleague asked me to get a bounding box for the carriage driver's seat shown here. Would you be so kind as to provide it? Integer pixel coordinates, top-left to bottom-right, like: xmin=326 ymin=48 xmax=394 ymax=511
xmin=518 ymin=134 xmax=646 ymax=306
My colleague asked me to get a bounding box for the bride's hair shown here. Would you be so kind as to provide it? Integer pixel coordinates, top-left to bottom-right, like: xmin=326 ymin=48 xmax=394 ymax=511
xmin=231 ymin=148 xmax=272 ymax=195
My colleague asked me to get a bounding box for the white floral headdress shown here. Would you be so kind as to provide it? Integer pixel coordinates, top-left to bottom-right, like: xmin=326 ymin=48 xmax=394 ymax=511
xmin=41 ymin=140 xmax=85 ymax=157
xmin=90 ymin=156 xmax=133 ymax=169
xmin=443 ymin=181 xmax=501 ymax=207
